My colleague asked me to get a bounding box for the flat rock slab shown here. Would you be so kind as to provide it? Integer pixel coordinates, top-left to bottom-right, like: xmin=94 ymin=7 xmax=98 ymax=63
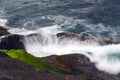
xmin=0 ymin=52 xmax=119 ymax=80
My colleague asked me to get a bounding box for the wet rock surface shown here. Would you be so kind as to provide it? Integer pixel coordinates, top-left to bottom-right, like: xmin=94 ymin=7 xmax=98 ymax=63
xmin=0 ymin=29 xmax=119 ymax=50
xmin=0 ymin=27 xmax=120 ymax=80
xmin=0 ymin=52 xmax=120 ymax=80
xmin=0 ymin=35 xmax=25 ymax=50
xmin=0 ymin=26 xmax=10 ymax=36
xmin=48 ymin=54 xmax=120 ymax=80
xmin=57 ymin=32 xmax=95 ymax=41
xmin=57 ymin=32 xmax=120 ymax=45
xmin=0 ymin=52 xmax=89 ymax=80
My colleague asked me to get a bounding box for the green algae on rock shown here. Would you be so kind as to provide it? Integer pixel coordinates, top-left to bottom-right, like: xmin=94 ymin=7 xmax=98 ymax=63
xmin=0 ymin=49 xmax=63 ymax=73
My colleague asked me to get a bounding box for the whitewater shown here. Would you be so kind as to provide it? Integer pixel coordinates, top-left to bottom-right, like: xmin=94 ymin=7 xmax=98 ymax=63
xmin=0 ymin=17 xmax=120 ymax=74
xmin=5 ymin=23 xmax=120 ymax=75
xmin=1 ymin=0 xmax=120 ymax=75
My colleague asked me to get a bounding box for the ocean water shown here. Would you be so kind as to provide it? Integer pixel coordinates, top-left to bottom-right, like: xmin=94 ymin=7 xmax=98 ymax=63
xmin=0 ymin=0 xmax=120 ymax=74
xmin=0 ymin=0 xmax=120 ymax=37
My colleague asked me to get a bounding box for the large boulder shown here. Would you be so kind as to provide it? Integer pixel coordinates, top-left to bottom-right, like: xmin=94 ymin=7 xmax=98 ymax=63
xmin=0 ymin=32 xmax=120 ymax=80
xmin=0 ymin=31 xmax=119 ymax=50
xmin=57 ymin=32 xmax=120 ymax=45
xmin=57 ymin=32 xmax=95 ymax=41
xmin=47 ymin=54 xmax=119 ymax=80
xmin=98 ymin=37 xmax=120 ymax=45
xmin=0 ymin=35 xmax=25 ymax=50
xmin=0 ymin=51 xmax=119 ymax=80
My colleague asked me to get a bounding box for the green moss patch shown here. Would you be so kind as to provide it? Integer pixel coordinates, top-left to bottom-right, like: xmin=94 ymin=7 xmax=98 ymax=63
xmin=0 ymin=49 xmax=63 ymax=73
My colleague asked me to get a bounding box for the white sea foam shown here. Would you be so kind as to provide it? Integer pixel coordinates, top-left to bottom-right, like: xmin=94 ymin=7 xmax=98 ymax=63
xmin=6 ymin=19 xmax=120 ymax=75
xmin=3 ymin=15 xmax=120 ymax=75
xmin=20 ymin=25 xmax=120 ymax=75
xmin=8 ymin=24 xmax=63 ymax=35
xmin=6 ymin=20 xmax=63 ymax=37
xmin=0 ymin=18 xmax=8 ymax=27
xmin=23 ymin=33 xmax=120 ymax=74
xmin=40 ymin=15 xmax=120 ymax=37
xmin=11 ymin=25 xmax=117 ymax=74
xmin=7 ymin=15 xmax=120 ymax=37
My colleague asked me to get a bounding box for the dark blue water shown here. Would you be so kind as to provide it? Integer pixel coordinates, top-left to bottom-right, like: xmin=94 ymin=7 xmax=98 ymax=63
xmin=0 ymin=0 xmax=120 ymax=38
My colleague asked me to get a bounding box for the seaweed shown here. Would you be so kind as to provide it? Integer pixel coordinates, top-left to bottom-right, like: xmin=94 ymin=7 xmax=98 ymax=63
xmin=0 ymin=49 xmax=63 ymax=73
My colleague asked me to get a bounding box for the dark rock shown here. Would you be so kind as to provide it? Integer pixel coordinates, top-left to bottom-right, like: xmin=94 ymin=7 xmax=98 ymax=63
xmin=0 ymin=52 xmax=9 ymax=57
xmin=57 ymin=32 xmax=96 ymax=44
xmin=98 ymin=37 xmax=120 ymax=45
xmin=47 ymin=54 xmax=120 ymax=80
xmin=0 ymin=35 xmax=25 ymax=50
xmin=0 ymin=32 xmax=119 ymax=80
xmin=57 ymin=32 xmax=120 ymax=45
xmin=0 ymin=27 xmax=10 ymax=36
xmin=26 ymin=32 xmax=120 ymax=46
xmin=0 ymin=52 xmax=120 ymax=80
xmin=48 ymin=54 xmax=98 ymax=74
xmin=0 ymin=77 xmax=12 ymax=80
xmin=57 ymin=32 xmax=81 ymax=40
xmin=80 ymin=33 xmax=95 ymax=41
xmin=0 ymin=52 xmax=90 ymax=80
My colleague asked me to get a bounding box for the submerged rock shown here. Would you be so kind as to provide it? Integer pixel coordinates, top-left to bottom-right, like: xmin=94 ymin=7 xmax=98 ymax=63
xmin=57 ymin=32 xmax=120 ymax=45
xmin=98 ymin=37 xmax=120 ymax=45
xmin=0 ymin=31 xmax=119 ymax=50
xmin=57 ymin=32 xmax=95 ymax=41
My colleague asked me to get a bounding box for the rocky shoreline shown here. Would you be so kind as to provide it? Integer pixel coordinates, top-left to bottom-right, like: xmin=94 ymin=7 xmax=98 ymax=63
xmin=0 ymin=51 xmax=120 ymax=80
xmin=0 ymin=26 xmax=120 ymax=80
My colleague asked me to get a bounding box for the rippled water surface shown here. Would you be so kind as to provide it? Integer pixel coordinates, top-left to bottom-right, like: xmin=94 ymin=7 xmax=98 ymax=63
xmin=0 ymin=0 xmax=120 ymax=37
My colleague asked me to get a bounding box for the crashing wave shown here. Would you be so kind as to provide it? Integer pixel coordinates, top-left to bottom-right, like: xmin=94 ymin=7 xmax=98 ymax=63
xmin=0 ymin=17 xmax=117 ymax=74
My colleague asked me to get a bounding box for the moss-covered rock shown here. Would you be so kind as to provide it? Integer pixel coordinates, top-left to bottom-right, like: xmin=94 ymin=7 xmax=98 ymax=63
xmin=0 ymin=49 xmax=63 ymax=73
xmin=0 ymin=50 xmax=120 ymax=80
